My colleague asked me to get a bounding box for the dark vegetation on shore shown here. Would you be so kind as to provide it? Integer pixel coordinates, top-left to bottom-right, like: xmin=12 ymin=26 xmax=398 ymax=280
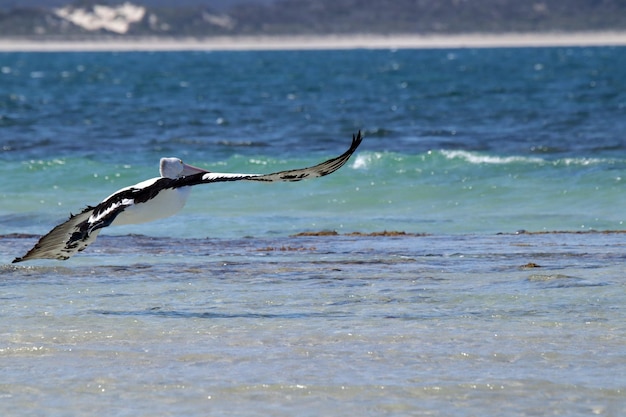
xmin=1 ymin=0 xmax=625 ymax=38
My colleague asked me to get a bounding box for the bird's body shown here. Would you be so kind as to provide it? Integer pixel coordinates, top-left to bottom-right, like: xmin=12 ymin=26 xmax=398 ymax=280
xmin=106 ymin=181 xmax=192 ymax=226
xmin=13 ymin=132 xmax=363 ymax=263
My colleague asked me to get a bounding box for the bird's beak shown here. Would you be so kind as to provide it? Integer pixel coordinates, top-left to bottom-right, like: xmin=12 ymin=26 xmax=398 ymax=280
xmin=181 ymin=162 xmax=209 ymax=176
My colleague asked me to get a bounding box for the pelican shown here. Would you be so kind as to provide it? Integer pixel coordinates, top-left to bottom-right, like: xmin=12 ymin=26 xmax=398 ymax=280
xmin=13 ymin=131 xmax=363 ymax=263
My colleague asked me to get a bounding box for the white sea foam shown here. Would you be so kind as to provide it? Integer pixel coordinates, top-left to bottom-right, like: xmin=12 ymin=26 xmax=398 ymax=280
xmin=557 ymin=157 xmax=612 ymax=166
xmin=441 ymin=150 xmax=544 ymax=165
xmin=351 ymin=152 xmax=384 ymax=169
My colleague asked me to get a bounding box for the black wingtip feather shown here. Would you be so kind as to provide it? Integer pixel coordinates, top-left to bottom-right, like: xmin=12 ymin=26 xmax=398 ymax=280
xmin=351 ymin=131 xmax=363 ymax=152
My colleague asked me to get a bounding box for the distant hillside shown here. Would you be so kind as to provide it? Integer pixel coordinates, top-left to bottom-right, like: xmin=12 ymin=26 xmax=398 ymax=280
xmin=1 ymin=0 xmax=625 ymax=38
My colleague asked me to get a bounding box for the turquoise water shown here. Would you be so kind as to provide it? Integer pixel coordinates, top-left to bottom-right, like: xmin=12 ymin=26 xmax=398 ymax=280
xmin=1 ymin=48 xmax=626 ymax=239
xmin=1 ymin=47 xmax=625 ymax=416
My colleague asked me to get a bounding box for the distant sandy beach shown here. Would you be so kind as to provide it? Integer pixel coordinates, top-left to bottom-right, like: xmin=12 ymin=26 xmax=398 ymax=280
xmin=0 ymin=31 xmax=625 ymax=52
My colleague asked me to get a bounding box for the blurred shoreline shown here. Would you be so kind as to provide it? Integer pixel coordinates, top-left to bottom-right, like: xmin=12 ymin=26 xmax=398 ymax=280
xmin=1 ymin=31 xmax=625 ymax=52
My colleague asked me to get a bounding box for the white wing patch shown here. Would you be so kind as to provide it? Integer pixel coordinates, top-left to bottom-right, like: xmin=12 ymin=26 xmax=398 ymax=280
xmin=201 ymin=172 xmax=257 ymax=181
xmin=89 ymin=198 xmax=134 ymax=224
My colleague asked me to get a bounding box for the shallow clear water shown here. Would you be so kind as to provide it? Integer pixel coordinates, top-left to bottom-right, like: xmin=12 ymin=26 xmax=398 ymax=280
xmin=1 ymin=233 xmax=625 ymax=416
xmin=1 ymin=47 xmax=626 ymax=415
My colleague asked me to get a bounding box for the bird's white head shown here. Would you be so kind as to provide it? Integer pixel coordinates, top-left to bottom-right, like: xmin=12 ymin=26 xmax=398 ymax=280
xmin=159 ymin=157 xmax=208 ymax=179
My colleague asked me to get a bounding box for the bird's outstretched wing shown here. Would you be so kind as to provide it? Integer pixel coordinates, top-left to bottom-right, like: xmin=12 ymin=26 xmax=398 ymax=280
xmin=178 ymin=131 xmax=363 ymax=186
xmin=13 ymin=131 xmax=363 ymax=262
xmin=13 ymin=207 xmax=100 ymax=262
xmin=12 ymin=181 xmax=163 ymax=263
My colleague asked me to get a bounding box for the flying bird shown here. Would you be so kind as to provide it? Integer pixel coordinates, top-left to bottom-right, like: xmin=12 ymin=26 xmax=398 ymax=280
xmin=13 ymin=131 xmax=363 ymax=263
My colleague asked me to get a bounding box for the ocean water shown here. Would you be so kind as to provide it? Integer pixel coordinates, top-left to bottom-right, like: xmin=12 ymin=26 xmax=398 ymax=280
xmin=1 ymin=47 xmax=626 ymax=416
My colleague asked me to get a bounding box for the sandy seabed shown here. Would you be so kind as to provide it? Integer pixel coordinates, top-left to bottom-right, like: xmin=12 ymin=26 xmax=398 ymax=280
xmin=0 ymin=31 xmax=625 ymax=52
